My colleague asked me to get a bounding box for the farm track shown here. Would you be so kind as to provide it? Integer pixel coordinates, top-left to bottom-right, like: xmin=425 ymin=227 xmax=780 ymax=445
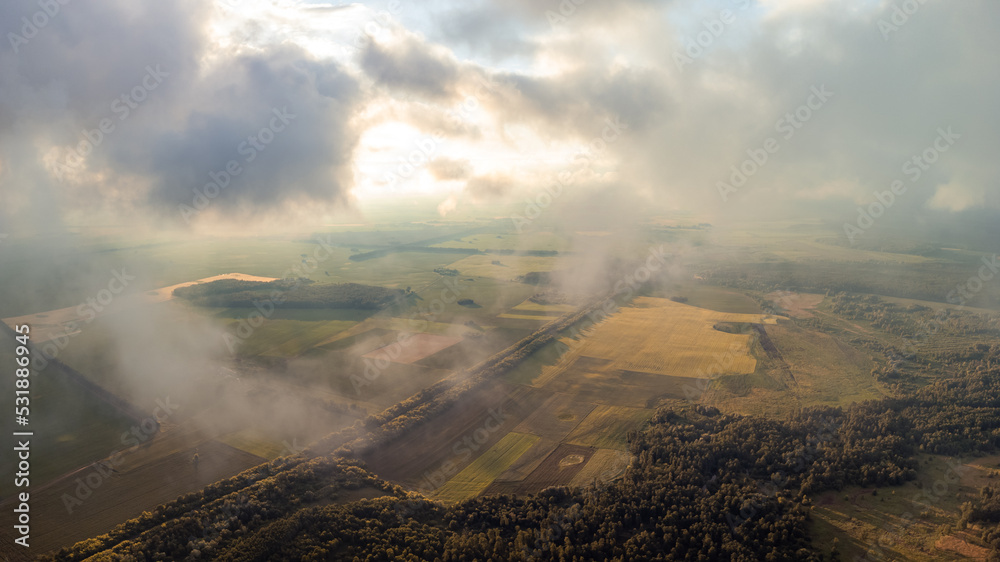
xmin=753 ymin=323 xmax=797 ymax=385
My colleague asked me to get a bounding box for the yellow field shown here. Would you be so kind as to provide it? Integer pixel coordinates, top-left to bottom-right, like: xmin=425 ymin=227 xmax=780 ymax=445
xmin=435 ymin=432 xmax=540 ymax=502
xmin=445 ymin=255 xmax=560 ymax=279
xmin=569 ymin=449 xmax=631 ymax=487
xmin=569 ymin=297 xmax=775 ymax=378
xmin=564 ymin=405 xmax=653 ymax=450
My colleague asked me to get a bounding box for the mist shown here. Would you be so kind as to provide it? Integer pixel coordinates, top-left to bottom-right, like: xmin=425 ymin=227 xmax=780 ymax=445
xmin=3 ymin=1 xmax=1000 ymax=559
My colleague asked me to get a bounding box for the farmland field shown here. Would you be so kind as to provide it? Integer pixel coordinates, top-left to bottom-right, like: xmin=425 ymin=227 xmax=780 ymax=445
xmin=362 ymin=384 xmax=546 ymax=486
xmin=444 ymin=254 xmax=561 ymax=280
xmin=362 ymin=333 xmax=463 ymax=364
xmin=564 ymin=405 xmax=653 ymax=450
xmin=510 ymin=298 xmax=577 ymax=314
xmin=648 ymin=283 xmax=764 ymax=314
xmin=492 ymin=437 xmax=560 ymax=483
xmin=217 ymin=428 xmax=289 ymax=460
xmin=0 ymin=344 xmax=135 ymax=497
xmin=513 ymin=393 xmax=596 ymax=440
xmin=497 ymin=313 xmax=553 ymax=322
xmin=226 ymin=318 xmax=360 ymax=357
xmin=294 ymin=350 xmax=455 ymax=410
xmin=381 ymin=317 xmax=462 ymax=335
xmin=490 ymin=443 xmax=596 ymax=495
xmin=431 ymin=232 xmax=568 ymax=252
xmin=567 ymin=297 xmax=775 ymax=378
xmin=765 ymin=322 xmax=877 ymax=406
xmin=434 ymin=432 xmax=540 ymax=503
xmin=414 ymin=327 xmax=530 ymax=371
xmin=541 ymin=368 xmax=700 ymax=408
xmin=569 ymin=448 xmax=631 ymax=487
xmin=10 ymin=438 xmax=264 ymax=555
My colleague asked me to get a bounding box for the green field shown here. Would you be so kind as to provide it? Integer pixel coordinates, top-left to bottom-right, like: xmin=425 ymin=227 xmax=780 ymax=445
xmin=435 ymin=432 xmax=540 ymax=502
xmin=645 ymin=283 xmax=763 ymax=314
xmin=403 ymin=276 xmax=539 ymax=328
xmin=0 ymin=234 xmax=477 ymax=319
xmin=431 ymin=232 xmax=568 ymax=252
xmin=223 ymin=318 xmax=360 ymax=357
xmin=0 ymin=339 xmax=136 ymax=496
xmin=217 ymin=429 xmax=289 ymax=460
xmin=444 ymin=255 xmax=562 ymax=280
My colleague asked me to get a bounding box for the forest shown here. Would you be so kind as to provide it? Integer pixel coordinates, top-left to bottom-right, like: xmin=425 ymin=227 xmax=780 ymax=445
xmin=701 ymin=260 xmax=1000 ymax=309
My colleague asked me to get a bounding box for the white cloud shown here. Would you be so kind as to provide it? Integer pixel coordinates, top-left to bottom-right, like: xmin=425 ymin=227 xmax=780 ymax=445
xmin=926 ymin=182 xmax=982 ymax=212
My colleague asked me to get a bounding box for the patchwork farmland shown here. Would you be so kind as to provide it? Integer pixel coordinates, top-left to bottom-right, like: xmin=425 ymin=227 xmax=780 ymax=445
xmin=391 ymin=294 xmax=786 ymax=503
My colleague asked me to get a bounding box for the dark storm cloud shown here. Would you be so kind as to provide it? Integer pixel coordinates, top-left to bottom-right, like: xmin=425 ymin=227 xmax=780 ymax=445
xmin=0 ymin=0 xmax=208 ymax=228
xmin=112 ymin=48 xmax=362 ymax=218
xmin=0 ymin=0 xmax=365 ymax=229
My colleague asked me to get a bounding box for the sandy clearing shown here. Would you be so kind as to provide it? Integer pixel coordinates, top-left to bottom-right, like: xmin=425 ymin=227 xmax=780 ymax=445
xmin=767 ymin=291 xmax=825 ymax=318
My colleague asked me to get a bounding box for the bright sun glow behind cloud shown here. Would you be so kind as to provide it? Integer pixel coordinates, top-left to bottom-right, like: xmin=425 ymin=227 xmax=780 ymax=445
xmin=0 ymin=0 xmax=996 ymax=236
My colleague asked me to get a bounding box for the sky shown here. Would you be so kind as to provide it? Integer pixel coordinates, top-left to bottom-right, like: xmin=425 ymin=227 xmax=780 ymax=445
xmin=0 ymin=0 xmax=997 ymax=233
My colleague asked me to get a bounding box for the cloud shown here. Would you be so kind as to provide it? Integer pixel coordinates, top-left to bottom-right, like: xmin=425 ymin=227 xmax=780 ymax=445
xmin=0 ymin=0 xmax=208 ymax=228
xmin=926 ymin=182 xmax=983 ymax=213
xmin=115 ymin=48 xmax=363 ymax=220
xmin=3 ymin=0 xmax=1000 ymax=233
xmin=0 ymin=0 xmax=368 ymax=230
xmin=464 ymin=173 xmax=513 ymax=201
xmin=360 ymin=32 xmax=462 ymax=100
xmin=428 ymin=157 xmax=472 ymax=180
xmin=430 ymin=3 xmax=540 ymax=62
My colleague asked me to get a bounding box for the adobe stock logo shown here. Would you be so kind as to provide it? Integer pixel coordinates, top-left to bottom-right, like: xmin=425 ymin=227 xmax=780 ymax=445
xmin=7 ymin=0 xmax=72 ymax=54
xmin=877 ymin=0 xmax=929 ymax=41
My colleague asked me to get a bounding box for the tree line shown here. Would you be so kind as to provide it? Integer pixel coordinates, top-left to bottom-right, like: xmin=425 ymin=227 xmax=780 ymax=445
xmin=174 ymin=279 xmax=406 ymax=310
